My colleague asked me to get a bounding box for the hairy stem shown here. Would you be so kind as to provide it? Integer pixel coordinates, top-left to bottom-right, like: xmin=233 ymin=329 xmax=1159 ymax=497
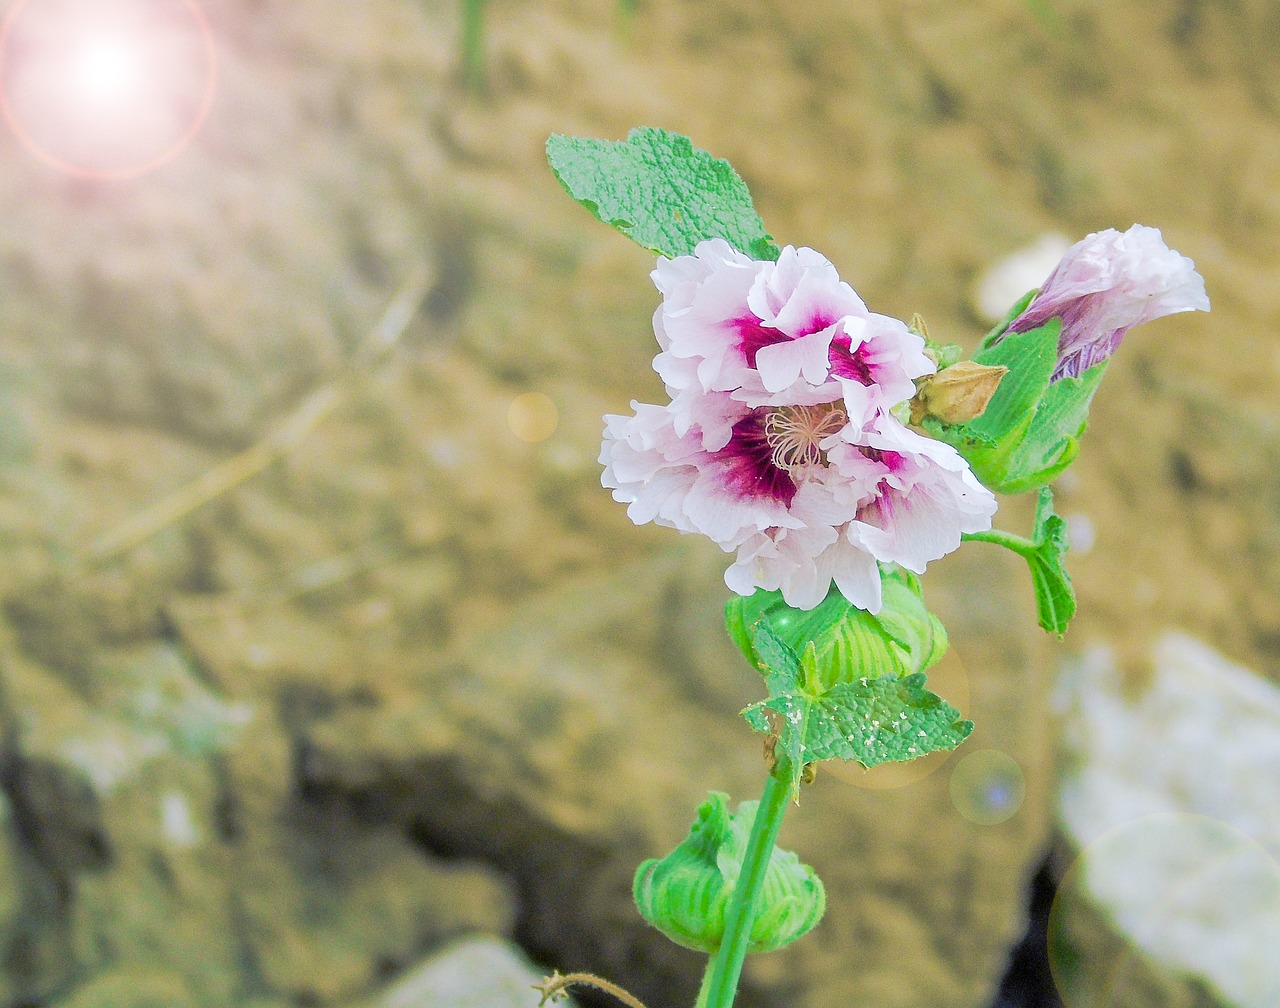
xmin=963 ymin=527 xmax=1037 ymax=559
xmin=693 ymin=958 xmax=715 ymax=1008
xmin=702 ymin=771 xmax=790 ymax=1008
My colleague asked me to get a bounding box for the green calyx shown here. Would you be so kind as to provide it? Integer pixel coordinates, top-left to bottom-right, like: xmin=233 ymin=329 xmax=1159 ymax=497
xmin=725 ymin=566 xmax=947 ymax=693
xmin=633 ymin=792 xmax=824 ymax=954
xmin=924 ymin=304 xmax=1107 ymax=495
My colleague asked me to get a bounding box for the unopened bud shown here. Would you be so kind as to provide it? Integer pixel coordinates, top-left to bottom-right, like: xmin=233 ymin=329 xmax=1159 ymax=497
xmin=911 ymin=361 xmax=1008 ymax=426
xmin=633 ymin=793 xmax=825 ymax=954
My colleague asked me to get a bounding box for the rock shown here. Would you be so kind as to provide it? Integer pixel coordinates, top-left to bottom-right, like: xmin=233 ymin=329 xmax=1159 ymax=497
xmin=1053 ymin=633 xmax=1280 ymax=1008
xmin=0 ymin=621 xmax=515 ymax=1007
xmin=348 ymin=935 xmax=575 ymax=1008
xmin=48 ymin=969 xmax=198 ymax=1008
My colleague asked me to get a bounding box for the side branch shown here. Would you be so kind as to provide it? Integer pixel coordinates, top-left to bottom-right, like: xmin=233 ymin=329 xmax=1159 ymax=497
xmin=534 ymin=971 xmax=648 ymax=1008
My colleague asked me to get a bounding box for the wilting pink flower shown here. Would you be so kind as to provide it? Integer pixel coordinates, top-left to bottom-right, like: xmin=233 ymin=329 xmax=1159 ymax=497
xmin=601 ymin=241 xmax=997 ymax=612
xmin=1006 ymin=224 xmax=1210 ymax=381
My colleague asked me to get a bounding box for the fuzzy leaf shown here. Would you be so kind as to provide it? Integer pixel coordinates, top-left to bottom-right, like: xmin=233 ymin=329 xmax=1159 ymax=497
xmin=1027 ymin=486 xmax=1076 ymax=636
xmin=546 ymin=127 xmax=779 ymax=261
xmin=743 ymin=672 xmax=972 ymax=799
xmin=740 ymin=614 xmax=969 ymax=799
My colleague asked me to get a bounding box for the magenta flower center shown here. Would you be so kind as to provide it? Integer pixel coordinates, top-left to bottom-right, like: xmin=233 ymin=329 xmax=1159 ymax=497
xmin=763 ymin=402 xmax=847 ymax=476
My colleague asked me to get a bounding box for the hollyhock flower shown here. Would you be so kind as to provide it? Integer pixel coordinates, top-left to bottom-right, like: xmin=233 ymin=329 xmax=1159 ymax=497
xmin=602 ymin=242 xmax=998 ymax=612
xmin=1005 ymin=224 xmax=1210 ymax=381
xmin=651 ymin=240 xmax=935 ymax=449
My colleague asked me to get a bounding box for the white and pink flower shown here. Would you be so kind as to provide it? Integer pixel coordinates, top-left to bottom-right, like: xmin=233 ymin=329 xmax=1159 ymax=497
xmin=1006 ymin=224 xmax=1210 ymax=380
xmin=602 ymin=240 xmax=997 ymax=612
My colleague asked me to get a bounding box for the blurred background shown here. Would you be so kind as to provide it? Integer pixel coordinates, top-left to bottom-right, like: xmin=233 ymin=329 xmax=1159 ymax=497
xmin=0 ymin=1 xmax=1277 ymax=1006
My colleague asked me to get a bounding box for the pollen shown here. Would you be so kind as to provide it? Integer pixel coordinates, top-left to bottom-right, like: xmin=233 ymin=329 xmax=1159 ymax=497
xmin=764 ymin=403 xmax=847 ymax=476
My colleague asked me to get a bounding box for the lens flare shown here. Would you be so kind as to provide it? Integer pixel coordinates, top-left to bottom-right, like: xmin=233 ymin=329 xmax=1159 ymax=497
xmin=0 ymin=0 xmax=216 ymax=180
xmin=69 ymin=34 xmax=145 ymax=105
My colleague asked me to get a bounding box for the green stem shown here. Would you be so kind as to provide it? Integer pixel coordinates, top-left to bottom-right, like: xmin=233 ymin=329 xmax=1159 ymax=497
xmin=963 ymin=527 xmax=1037 ymax=559
xmin=693 ymin=958 xmax=715 ymax=1008
xmin=460 ymin=0 xmax=486 ymax=93
xmin=702 ymin=772 xmax=790 ymax=1008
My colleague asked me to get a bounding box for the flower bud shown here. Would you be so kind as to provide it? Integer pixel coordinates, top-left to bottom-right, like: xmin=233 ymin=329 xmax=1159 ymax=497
xmin=931 ymin=225 xmax=1211 ymax=495
xmin=726 ymin=567 xmax=947 ymax=694
xmin=910 ymin=361 xmax=1008 ymax=426
xmin=633 ymin=792 xmax=825 ymax=954
xmin=1000 ymin=224 xmax=1209 ymax=381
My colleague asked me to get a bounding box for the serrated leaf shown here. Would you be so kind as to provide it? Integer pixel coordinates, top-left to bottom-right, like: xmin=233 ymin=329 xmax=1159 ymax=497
xmin=749 ymin=618 xmax=803 ymax=699
xmin=743 ymin=673 xmax=972 ymax=799
xmin=1027 ymin=486 xmax=1076 ymax=636
xmin=546 ymin=127 xmax=779 ymax=261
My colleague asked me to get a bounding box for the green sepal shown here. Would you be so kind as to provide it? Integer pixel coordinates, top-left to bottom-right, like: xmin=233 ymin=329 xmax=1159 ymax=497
xmin=546 ymin=127 xmax=779 ymax=261
xmin=977 ymin=288 xmax=1038 ymax=352
xmin=633 ymin=792 xmax=825 ymax=954
xmin=725 ymin=567 xmax=947 ymax=693
xmin=938 ymin=286 xmax=1113 ymax=494
xmin=994 ymin=360 xmax=1107 ymax=495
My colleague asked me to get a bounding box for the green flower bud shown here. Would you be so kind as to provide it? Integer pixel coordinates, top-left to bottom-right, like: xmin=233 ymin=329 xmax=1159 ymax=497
xmin=726 ymin=566 xmax=947 ymax=693
xmin=633 ymin=792 xmax=825 ymax=954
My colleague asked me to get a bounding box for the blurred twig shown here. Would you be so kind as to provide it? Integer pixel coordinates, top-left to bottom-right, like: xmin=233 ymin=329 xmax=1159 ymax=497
xmin=460 ymin=0 xmax=486 ymax=93
xmin=460 ymin=0 xmax=639 ymax=94
xmin=87 ymin=268 xmax=430 ymax=565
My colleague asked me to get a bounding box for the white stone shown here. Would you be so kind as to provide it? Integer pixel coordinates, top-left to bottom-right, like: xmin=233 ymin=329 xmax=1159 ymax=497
xmin=1056 ymin=632 xmax=1280 ymax=1008
xmin=355 ymin=935 xmax=576 ymax=1008
xmin=972 ymin=233 xmax=1071 ymax=323
xmin=160 ymin=791 xmax=199 ymax=848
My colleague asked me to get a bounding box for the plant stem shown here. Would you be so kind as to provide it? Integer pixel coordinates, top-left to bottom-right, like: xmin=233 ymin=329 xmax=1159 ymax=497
xmin=693 ymin=958 xmax=715 ymax=1008
xmin=963 ymin=527 xmax=1037 ymax=559
xmin=701 ymin=772 xmax=790 ymax=1008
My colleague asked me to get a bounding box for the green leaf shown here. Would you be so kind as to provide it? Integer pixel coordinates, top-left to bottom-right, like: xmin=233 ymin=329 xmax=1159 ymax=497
xmin=546 ymin=127 xmax=779 ymax=261
xmin=743 ymin=672 xmax=972 ymax=799
xmin=966 ymin=486 xmax=1077 ymax=635
xmin=1027 ymin=486 xmax=1076 ymax=636
xmin=738 ymin=603 xmax=967 ymax=800
xmin=749 ymin=618 xmax=804 ymax=699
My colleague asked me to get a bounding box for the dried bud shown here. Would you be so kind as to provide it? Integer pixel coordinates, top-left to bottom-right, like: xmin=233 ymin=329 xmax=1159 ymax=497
xmin=911 ymin=361 xmax=1008 ymax=426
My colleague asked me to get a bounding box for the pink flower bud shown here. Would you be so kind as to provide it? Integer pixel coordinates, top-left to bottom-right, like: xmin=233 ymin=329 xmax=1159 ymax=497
xmin=1007 ymin=225 xmax=1209 ymax=381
